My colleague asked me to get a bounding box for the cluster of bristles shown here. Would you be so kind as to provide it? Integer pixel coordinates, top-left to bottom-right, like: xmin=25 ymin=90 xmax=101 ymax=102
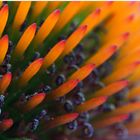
xmin=0 ymin=1 xmax=140 ymax=140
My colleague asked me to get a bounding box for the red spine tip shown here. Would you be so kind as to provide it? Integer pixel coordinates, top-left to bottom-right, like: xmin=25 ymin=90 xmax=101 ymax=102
xmin=122 ymin=80 xmax=129 ymax=86
xmin=88 ymin=63 xmax=96 ymax=68
xmin=81 ymin=25 xmax=88 ymax=30
xmin=76 ymin=79 xmax=80 ymax=83
xmin=59 ymin=40 xmax=66 ymax=45
xmin=134 ymin=61 xmax=140 ymax=66
xmin=0 ymin=119 xmax=13 ymax=131
xmin=31 ymin=23 xmax=37 ymax=29
xmin=127 ymin=14 xmax=135 ymax=22
xmin=111 ymin=45 xmax=118 ymax=50
xmin=53 ymin=9 xmax=61 ymax=15
xmin=3 ymin=119 xmax=13 ymax=127
xmin=37 ymin=92 xmax=46 ymax=98
xmin=7 ymin=72 xmax=12 ymax=78
xmin=37 ymin=58 xmax=44 ymax=63
xmin=122 ymin=32 xmax=130 ymax=40
xmin=2 ymin=4 xmax=8 ymax=11
xmin=2 ymin=34 xmax=8 ymax=40
xmin=121 ymin=114 xmax=129 ymax=120
xmin=101 ymin=96 xmax=108 ymax=102
xmin=95 ymin=8 xmax=101 ymax=15
xmin=69 ymin=113 xmax=79 ymax=119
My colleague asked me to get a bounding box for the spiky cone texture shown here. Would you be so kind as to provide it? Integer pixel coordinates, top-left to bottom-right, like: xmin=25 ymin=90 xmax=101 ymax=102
xmin=0 ymin=1 xmax=140 ymax=140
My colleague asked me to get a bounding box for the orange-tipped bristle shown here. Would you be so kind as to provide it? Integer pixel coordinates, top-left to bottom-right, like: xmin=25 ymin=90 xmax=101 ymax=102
xmin=104 ymin=2 xmax=140 ymax=36
xmin=107 ymin=2 xmax=138 ymax=26
xmin=75 ymin=96 xmax=107 ymax=113
xmin=104 ymin=14 xmax=139 ymax=43
xmin=62 ymin=25 xmax=87 ymax=56
xmin=114 ymin=50 xmax=140 ymax=69
xmin=93 ymin=114 xmax=129 ymax=128
xmin=0 ymin=5 xmax=8 ymax=37
xmin=118 ymin=32 xmax=140 ymax=58
xmin=1 ymin=1 xmax=140 ymax=138
xmin=116 ymin=32 xmax=130 ymax=49
xmin=54 ymin=2 xmax=81 ymax=33
xmin=122 ymin=32 xmax=130 ymax=39
xmin=0 ymin=35 xmax=8 ymax=64
xmin=107 ymin=102 xmax=140 ymax=116
xmin=126 ymin=14 xmax=135 ymax=23
xmin=31 ymin=2 xmax=48 ymax=19
xmin=34 ymin=9 xmax=60 ymax=46
xmin=44 ymin=113 xmax=79 ymax=130
xmin=80 ymin=8 xmax=101 ymax=35
xmin=13 ymin=23 xmax=37 ymax=57
xmin=19 ymin=58 xmax=43 ymax=87
xmin=86 ymin=45 xmax=117 ymax=67
xmin=127 ymin=86 xmax=140 ymax=100
xmin=80 ymin=2 xmax=113 ymax=36
xmin=99 ymin=1 xmax=114 ymax=21
xmin=103 ymin=32 xmax=130 ymax=50
xmin=105 ymin=17 xmax=131 ymax=38
xmin=92 ymin=80 xmax=128 ymax=97
xmin=103 ymin=61 xmax=140 ymax=84
xmin=22 ymin=93 xmax=46 ymax=112
xmin=42 ymin=40 xmax=66 ymax=69
xmin=47 ymin=79 xmax=79 ymax=100
xmin=12 ymin=1 xmax=31 ymax=30
xmin=108 ymin=2 xmax=137 ymax=23
xmin=0 ymin=119 xmax=13 ymax=132
xmin=0 ymin=73 xmax=12 ymax=94
xmin=69 ymin=64 xmax=95 ymax=81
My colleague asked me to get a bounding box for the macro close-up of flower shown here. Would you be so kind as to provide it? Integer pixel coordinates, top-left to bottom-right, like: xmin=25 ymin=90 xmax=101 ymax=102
xmin=0 ymin=1 xmax=140 ymax=140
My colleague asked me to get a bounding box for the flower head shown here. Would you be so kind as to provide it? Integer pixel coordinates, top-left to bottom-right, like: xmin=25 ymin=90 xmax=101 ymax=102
xmin=0 ymin=1 xmax=140 ymax=140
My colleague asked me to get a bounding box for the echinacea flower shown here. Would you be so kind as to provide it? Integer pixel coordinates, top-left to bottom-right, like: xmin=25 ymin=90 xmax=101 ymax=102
xmin=0 ymin=1 xmax=140 ymax=140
